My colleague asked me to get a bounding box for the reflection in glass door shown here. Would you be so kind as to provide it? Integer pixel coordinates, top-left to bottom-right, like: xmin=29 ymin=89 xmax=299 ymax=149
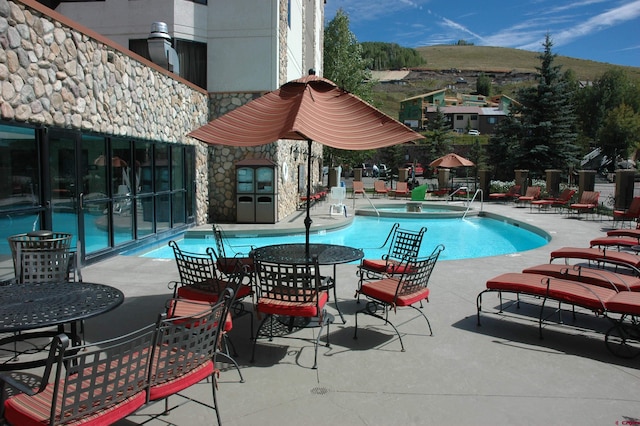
xmin=47 ymin=130 xmax=81 ymax=251
xmin=81 ymin=135 xmax=109 ymax=254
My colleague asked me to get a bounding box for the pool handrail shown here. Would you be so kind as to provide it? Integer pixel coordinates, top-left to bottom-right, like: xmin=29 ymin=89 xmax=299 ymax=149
xmin=353 ymin=187 xmax=379 ymax=218
xmin=463 ymin=189 xmax=483 ymax=219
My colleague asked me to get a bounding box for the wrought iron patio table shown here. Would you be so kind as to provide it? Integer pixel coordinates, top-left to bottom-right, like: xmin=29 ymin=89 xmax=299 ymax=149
xmin=0 ymin=281 xmax=124 ymax=370
xmin=251 ymin=243 xmax=364 ymax=323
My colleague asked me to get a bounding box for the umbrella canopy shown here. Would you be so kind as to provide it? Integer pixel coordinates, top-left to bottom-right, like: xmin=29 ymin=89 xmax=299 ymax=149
xmin=188 ymin=75 xmax=424 ymax=256
xmin=429 ymin=153 xmax=474 ymax=168
xmin=188 ymin=75 xmax=423 ymax=149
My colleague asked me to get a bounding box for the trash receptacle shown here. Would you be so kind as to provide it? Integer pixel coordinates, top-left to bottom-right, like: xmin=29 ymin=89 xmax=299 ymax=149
xmin=236 ymin=195 xmax=255 ymax=223
xmin=411 ymin=184 xmax=427 ymax=201
xmin=256 ymin=195 xmax=276 ymax=223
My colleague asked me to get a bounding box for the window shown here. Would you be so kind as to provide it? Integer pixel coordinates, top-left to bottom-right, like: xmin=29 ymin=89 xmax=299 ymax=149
xmin=487 ymin=117 xmax=497 ymax=124
xmin=471 ymin=115 xmax=478 ymax=121
xmin=129 ymin=39 xmax=207 ymax=90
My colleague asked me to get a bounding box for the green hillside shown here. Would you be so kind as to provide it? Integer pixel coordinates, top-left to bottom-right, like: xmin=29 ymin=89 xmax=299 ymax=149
xmin=370 ymin=45 xmax=640 ymax=119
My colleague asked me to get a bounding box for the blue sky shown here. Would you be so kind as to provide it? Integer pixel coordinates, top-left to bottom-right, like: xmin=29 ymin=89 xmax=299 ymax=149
xmin=324 ymin=0 xmax=640 ymax=68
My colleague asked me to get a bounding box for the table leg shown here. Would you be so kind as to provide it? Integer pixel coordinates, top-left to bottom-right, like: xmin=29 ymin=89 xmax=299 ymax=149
xmin=331 ymin=264 xmax=346 ymax=324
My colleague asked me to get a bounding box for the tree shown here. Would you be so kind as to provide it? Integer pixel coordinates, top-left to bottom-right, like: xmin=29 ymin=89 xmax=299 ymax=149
xmin=323 ymin=9 xmax=373 ymax=101
xmin=323 ymin=9 xmax=376 ymax=167
xmin=598 ymin=104 xmax=640 ymax=164
xmin=476 ymin=73 xmax=491 ymax=97
xmin=360 ymin=42 xmax=425 ymax=70
xmin=487 ymin=114 xmax=521 ymax=180
xmin=512 ymin=34 xmax=579 ymax=177
xmin=425 ymin=106 xmax=452 ymax=159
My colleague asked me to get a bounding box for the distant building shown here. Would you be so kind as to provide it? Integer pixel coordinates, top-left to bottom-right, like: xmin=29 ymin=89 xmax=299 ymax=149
xmin=399 ymin=89 xmax=516 ymax=133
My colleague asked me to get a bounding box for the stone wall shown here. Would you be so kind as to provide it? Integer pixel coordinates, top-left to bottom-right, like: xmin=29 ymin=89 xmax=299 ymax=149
xmin=0 ymin=0 xmax=211 ymax=223
xmin=207 ymin=93 xmax=322 ymax=223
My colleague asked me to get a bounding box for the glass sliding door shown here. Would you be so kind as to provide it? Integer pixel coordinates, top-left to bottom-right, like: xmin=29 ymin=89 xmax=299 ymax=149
xmin=81 ymin=135 xmax=109 ymax=255
xmin=111 ymin=138 xmax=134 ymax=246
xmin=0 ymin=125 xmax=41 ymax=255
xmin=47 ymin=130 xmax=80 ymax=249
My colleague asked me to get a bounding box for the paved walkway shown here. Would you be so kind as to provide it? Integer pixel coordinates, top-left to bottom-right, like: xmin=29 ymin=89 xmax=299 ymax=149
xmin=23 ymin=189 xmax=640 ymax=425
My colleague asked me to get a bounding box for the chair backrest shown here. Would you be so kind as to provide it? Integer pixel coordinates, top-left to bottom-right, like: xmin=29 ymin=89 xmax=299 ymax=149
xmin=169 ymin=240 xmax=223 ymax=291
xmin=384 ymin=223 xmax=427 ymax=263
xmin=523 ymin=186 xmax=540 ymax=198
xmin=212 ymin=224 xmax=228 ymax=259
xmin=50 ymin=326 xmax=154 ymax=425
xmin=330 ymin=186 xmax=346 ymax=202
xmin=580 ymin=191 xmax=600 ymax=204
xmin=628 ymin=197 xmax=640 ymax=215
xmin=352 ymin=181 xmax=364 ymax=193
xmin=394 ymin=244 xmax=445 ymax=300
xmin=557 ymin=188 xmax=576 ymax=202
xmin=374 ymin=180 xmax=387 ymax=192
xmin=253 ymin=257 xmax=324 ymax=308
xmin=9 ymin=232 xmax=72 ymax=284
xmin=508 ymin=185 xmax=521 ymax=196
xmin=150 ymin=293 xmax=229 ymax=393
xmin=396 ymin=181 xmax=408 ymax=192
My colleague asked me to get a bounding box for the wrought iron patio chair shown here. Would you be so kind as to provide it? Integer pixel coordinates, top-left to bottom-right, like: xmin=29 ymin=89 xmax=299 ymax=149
xmin=357 ymin=223 xmax=427 ymax=302
xmin=0 ymin=324 xmax=155 ymax=425
xmin=252 ymin=257 xmax=330 ymax=369
xmin=149 ymin=292 xmax=229 ymax=425
xmin=212 ymin=224 xmax=255 ymax=281
xmin=354 ymin=244 xmax=445 ymax=351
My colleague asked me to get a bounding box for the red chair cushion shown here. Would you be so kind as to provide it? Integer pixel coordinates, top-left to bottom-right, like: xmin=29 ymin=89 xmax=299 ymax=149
xmin=522 ymin=263 xmax=640 ymax=292
xmin=361 ymin=259 xmax=411 ymax=275
xmin=360 ymin=278 xmax=430 ymax=306
xmin=217 ymin=257 xmax=255 ymax=274
xmin=149 ymin=358 xmax=214 ymax=401
xmin=257 ymin=291 xmax=328 ymax=317
xmin=4 ymin=385 xmax=146 ymax=426
xmin=177 ymin=283 xmax=252 ymax=303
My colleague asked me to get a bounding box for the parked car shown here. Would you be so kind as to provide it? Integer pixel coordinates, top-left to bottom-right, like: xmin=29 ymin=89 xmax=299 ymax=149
xmin=377 ymin=164 xmax=389 ymax=178
xmin=403 ymin=162 xmax=425 ymax=177
xmin=468 ymin=129 xmax=480 ymax=136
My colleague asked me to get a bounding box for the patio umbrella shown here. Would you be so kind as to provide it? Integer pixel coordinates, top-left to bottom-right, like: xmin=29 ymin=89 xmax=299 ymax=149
xmin=429 ymin=153 xmax=474 ymax=169
xmin=429 ymin=153 xmax=475 ymax=192
xmin=188 ymin=74 xmax=424 ymax=256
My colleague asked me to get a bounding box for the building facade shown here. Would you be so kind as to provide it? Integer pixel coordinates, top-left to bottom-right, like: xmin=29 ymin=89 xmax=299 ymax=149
xmin=50 ymin=0 xmax=326 ymax=223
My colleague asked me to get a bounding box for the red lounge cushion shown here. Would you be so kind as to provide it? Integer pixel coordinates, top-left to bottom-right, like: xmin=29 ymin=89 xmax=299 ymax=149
xmin=257 ymin=290 xmax=328 ymax=317
xmin=4 ymin=385 xmax=146 ymax=426
xmin=570 ymin=203 xmax=596 ymax=209
xmin=523 ymin=264 xmax=640 ymax=292
xmin=486 ymin=273 xmax=549 ymax=296
xmin=608 ymin=229 xmax=640 ymax=238
xmin=590 ymin=236 xmax=639 ymax=248
xmin=605 ymin=292 xmax=640 ymax=316
xmin=486 ymin=273 xmax=616 ymax=311
xmin=550 ymin=247 xmax=640 ymax=269
xmin=149 ymin=359 xmax=214 ymax=401
xmin=360 ymin=278 xmax=429 ymax=306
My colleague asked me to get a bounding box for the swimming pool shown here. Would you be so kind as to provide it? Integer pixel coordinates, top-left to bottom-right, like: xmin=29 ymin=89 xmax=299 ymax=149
xmin=138 ymin=215 xmax=549 ymax=262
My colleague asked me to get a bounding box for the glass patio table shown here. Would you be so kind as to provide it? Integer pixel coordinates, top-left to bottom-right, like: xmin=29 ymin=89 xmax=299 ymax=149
xmin=251 ymin=243 xmax=364 ymax=323
xmin=0 ymin=281 xmax=124 ymax=371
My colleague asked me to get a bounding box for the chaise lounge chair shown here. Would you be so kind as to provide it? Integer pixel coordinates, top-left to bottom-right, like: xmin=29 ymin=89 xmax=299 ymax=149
xmin=352 ymin=181 xmax=365 ymax=198
xmin=373 ymin=180 xmax=389 ymax=198
xmin=613 ymin=196 xmax=640 ymax=228
xmin=391 ymin=181 xmax=410 ymax=198
xmin=517 ymin=186 xmax=541 ymax=209
xmin=568 ymin=191 xmax=600 ymax=219
xmin=522 ymin=263 xmax=640 ymax=292
xmin=531 ymin=188 xmax=576 ymax=213
xmin=476 ymin=272 xmax=640 ymax=357
xmin=489 ymin=185 xmax=521 ymax=202
xmin=549 ymin=246 xmax=640 ymax=275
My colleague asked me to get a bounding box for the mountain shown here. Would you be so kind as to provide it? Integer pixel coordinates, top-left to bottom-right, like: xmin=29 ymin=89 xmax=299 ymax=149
xmin=370 ymin=45 xmax=640 ymax=119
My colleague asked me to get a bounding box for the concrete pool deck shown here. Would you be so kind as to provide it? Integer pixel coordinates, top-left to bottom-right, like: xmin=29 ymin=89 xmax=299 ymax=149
xmin=44 ymin=186 xmax=640 ymax=425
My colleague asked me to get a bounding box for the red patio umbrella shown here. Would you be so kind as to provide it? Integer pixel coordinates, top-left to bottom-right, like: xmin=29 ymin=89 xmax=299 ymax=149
xmin=188 ymin=74 xmax=424 ymax=256
xmin=429 ymin=153 xmax=474 ymax=168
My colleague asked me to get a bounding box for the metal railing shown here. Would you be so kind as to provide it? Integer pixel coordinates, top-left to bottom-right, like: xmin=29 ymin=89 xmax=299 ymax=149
xmin=463 ymin=189 xmax=483 ymax=219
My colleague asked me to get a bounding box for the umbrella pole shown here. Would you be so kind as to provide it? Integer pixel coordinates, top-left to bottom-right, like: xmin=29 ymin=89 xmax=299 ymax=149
xmin=305 ymin=139 xmax=312 ymax=258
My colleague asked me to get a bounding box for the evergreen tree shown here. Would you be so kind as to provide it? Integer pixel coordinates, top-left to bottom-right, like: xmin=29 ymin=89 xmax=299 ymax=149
xmin=487 ymin=114 xmax=522 ymax=180
xmin=426 ymin=106 xmax=452 ymax=159
xmin=513 ymin=34 xmax=579 ymax=177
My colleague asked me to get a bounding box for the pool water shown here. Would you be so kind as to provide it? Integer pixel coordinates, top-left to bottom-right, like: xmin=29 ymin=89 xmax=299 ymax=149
xmin=139 ymin=216 xmax=549 ymax=262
